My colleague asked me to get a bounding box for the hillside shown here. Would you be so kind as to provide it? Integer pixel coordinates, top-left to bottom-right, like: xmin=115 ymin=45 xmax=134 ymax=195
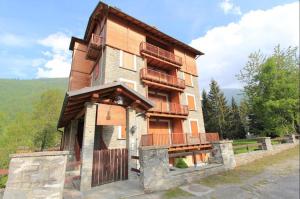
xmin=0 ymin=78 xmax=68 ymax=120
xmin=222 ymin=88 xmax=244 ymax=104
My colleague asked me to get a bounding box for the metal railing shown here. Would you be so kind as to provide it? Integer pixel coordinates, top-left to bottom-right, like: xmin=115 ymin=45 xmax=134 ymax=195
xmin=140 ymin=132 xmax=219 ymax=147
xmin=140 ymin=68 xmax=185 ymax=89
xmin=140 ymin=42 xmax=182 ymax=66
xmin=149 ymin=101 xmax=188 ymax=116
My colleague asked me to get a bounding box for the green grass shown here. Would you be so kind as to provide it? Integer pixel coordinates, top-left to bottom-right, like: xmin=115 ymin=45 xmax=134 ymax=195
xmin=233 ymin=146 xmax=261 ymax=154
xmin=232 ymin=139 xmax=260 ymax=154
xmin=232 ymin=139 xmax=257 ymax=145
xmin=199 ymin=145 xmax=299 ymax=187
xmin=163 ymin=187 xmax=192 ymax=199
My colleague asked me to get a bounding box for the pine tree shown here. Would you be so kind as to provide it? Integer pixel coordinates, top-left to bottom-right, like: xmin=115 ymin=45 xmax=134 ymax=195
xmin=201 ymin=90 xmax=212 ymax=131
xmin=207 ymin=80 xmax=229 ymax=139
xmin=228 ymin=98 xmax=246 ymax=139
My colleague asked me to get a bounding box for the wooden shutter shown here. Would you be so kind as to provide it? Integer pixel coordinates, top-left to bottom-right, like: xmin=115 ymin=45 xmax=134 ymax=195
xmin=122 ymin=81 xmax=135 ymax=90
xmin=123 ymin=52 xmax=135 ymax=70
xmin=184 ymin=73 xmax=193 ymax=87
xmin=187 ymin=95 xmax=196 ymax=110
xmin=190 ymin=120 xmax=199 ymax=137
xmin=120 ymin=126 xmax=126 ymax=139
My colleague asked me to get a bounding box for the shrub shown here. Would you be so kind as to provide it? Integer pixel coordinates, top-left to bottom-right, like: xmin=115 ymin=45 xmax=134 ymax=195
xmin=0 ymin=175 xmax=8 ymax=188
xmin=175 ymin=158 xmax=188 ymax=169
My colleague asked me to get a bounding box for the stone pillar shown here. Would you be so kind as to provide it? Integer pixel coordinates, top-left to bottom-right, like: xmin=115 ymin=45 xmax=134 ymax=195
xmin=4 ymin=151 xmax=69 ymax=199
xmin=285 ymin=134 xmax=296 ymax=143
xmin=126 ymin=108 xmax=138 ymax=179
xmin=210 ymin=140 xmax=236 ymax=170
xmin=69 ymin=120 xmax=78 ymax=152
xmin=80 ymin=103 xmax=97 ymax=191
xmin=258 ymin=137 xmax=273 ymax=150
xmin=139 ymin=146 xmax=169 ymax=193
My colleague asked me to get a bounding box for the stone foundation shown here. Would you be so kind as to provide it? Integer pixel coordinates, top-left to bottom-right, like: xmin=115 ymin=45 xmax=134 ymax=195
xmin=258 ymin=137 xmax=273 ymax=150
xmin=3 ymin=151 xmax=69 ymax=199
xmin=210 ymin=140 xmax=236 ymax=169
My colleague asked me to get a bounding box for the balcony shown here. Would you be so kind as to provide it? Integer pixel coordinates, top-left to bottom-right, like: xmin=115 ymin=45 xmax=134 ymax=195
xmin=141 ymin=68 xmax=185 ymax=91
xmin=148 ymin=102 xmax=188 ymax=118
xmin=86 ymin=33 xmax=103 ymax=61
xmin=140 ymin=42 xmax=182 ymax=68
xmin=140 ymin=133 xmax=220 ymax=148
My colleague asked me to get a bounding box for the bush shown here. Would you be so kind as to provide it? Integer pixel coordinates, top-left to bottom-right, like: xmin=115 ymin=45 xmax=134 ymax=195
xmin=0 ymin=175 xmax=8 ymax=188
xmin=175 ymin=158 xmax=188 ymax=169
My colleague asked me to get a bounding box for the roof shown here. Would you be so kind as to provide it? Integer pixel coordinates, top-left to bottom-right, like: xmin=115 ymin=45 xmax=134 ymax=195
xmin=57 ymin=82 xmax=154 ymax=128
xmin=82 ymin=1 xmax=204 ymax=56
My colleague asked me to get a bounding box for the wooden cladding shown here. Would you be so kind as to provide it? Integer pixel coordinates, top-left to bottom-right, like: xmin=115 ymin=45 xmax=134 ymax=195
xmin=174 ymin=49 xmax=198 ymax=76
xmin=140 ymin=42 xmax=182 ymax=66
xmin=184 ymin=73 xmax=193 ymax=87
xmin=106 ymin=17 xmax=145 ymax=55
xmin=97 ymin=104 xmax=126 ymax=126
xmin=120 ymin=51 xmax=136 ymax=71
xmin=190 ymin=120 xmax=199 ymax=137
xmin=141 ymin=132 xmax=220 ymax=147
xmin=92 ymin=149 xmax=128 ymax=186
xmin=140 ymin=68 xmax=185 ymax=90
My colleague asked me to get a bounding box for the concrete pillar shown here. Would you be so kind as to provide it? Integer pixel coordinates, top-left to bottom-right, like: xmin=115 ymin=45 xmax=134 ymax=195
xmin=139 ymin=146 xmax=169 ymax=193
xmin=80 ymin=103 xmax=97 ymax=191
xmin=69 ymin=120 xmax=78 ymax=152
xmin=210 ymin=140 xmax=236 ymax=170
xmin=258 ymin=137 xmax=273 ymax=150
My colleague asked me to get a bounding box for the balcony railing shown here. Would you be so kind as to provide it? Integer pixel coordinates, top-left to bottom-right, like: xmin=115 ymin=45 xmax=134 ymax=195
xmin=86 ymin=33 xmax=103 ymax=61
xmin=140 ymin=42 xmax=182 ymax=66
xmin=141 ymin=68 xmax=185 ymax=90
xmin=149 ymin=101 xmax=188 ymax=116
xmin=141 ymin=132 xmax=220 ymax=147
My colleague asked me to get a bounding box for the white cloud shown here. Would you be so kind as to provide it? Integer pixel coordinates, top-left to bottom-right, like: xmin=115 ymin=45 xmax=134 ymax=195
xmin=191 ymin=2 xmax=299 ymax=89
xmin=0 ymin=33 xmax=30 ymax=47
xmin=219 ymin=0 xmax=242 ymax=15
xmin=36 ymin=32 xmax=71 ymax=78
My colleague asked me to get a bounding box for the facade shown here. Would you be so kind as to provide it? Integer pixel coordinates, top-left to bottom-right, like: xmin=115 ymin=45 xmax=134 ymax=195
xmin=58 ymin=2 xmax=219 ymax=191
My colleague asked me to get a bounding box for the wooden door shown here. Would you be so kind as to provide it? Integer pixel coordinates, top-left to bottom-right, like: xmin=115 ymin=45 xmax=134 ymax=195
xmin=149 ymin=120 xmax=170 ymax=146
xmin=149 ymin=93 xmax=168 ymax=112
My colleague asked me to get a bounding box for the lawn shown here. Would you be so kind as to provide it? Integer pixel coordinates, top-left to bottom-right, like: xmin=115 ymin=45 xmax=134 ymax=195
xmin=232 ymin=139 xmax=260 ymax=154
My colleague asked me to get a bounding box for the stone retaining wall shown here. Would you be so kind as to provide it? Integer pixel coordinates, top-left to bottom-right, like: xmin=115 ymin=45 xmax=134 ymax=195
xmin=235 ymin=142 xmax=299 ymax=167
xmin=3 ymin=151 xmax=69 ymax=199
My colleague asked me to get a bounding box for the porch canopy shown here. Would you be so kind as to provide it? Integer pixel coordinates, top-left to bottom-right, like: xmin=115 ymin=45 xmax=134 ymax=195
xmin=57 ymin=82 xmax=154 ymax=128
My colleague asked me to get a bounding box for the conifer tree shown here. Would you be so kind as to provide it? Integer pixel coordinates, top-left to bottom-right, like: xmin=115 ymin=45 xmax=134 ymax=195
xmin=227 ymin=97 xmax=246 ymax=138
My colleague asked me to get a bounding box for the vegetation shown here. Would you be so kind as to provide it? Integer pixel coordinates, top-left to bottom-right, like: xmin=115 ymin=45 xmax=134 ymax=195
xmin=175 ymin=158 xmax=188 ymax=169
xmin=202 ymin=80 xmax=247 ymax=139
xmin=199 ymin=145 xmax=299 ymax=187
xmin=238 ymin=45 xmax=299 ymax=137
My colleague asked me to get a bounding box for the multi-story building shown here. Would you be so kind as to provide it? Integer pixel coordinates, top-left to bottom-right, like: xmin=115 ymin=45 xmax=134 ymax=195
xmin=58 ymin=2 xmax=219 ymax=191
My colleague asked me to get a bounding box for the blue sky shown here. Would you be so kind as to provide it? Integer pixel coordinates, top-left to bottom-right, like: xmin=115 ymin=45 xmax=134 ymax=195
xmin=0 ymin=0 xmax=298 ymax=88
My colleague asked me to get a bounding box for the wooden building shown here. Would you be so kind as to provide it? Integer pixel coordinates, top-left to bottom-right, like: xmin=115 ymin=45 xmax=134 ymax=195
xmin=58 ymin=2 xmax=219 ymax=191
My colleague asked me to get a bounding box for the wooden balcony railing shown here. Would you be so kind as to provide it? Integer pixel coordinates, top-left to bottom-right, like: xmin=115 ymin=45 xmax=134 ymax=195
xmin=149 ymin=101 xmax=188 ymax=116
xmin=140 ymin=42 xmax=182 ymax=66
xmin=140 ymin=132 xmax=220 ymax=147
xmin=86 ymin=33 xmax=103 ymax=61
xmin=141 ymin=68 xmax=185 ymax=90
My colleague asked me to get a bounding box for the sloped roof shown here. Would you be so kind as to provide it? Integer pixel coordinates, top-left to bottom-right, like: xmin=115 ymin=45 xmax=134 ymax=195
xmin=57 ymin=82 xmax=154 ymax=128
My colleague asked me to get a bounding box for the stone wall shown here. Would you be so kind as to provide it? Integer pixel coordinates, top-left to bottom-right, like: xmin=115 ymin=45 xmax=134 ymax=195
xmin=235 ymin=142 xmax=299 ymax=167
xmin=3 ymin=151 xmax=69 ymax=199
xmin=210 ymin=140 xmax=236 ymax=170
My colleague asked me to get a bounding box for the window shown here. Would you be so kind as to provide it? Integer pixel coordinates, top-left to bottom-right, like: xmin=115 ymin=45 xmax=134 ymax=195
xmin=189 ymin=119 xmax=199 ymax=137
xmin=184 ymin=73 xmax=193 ymax=87
xmin=119 ymin=78 xmax=137 ymax=91
xmin=186 ymin=93 xmax=196 ymax=110
xmin=118 ymin=126 xmax=126 ymax=139
xmin=120 ymin=50 xmax=137 ymax=71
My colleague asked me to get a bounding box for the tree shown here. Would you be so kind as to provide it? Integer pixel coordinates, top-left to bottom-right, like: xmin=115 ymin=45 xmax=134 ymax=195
xmin=238 ymin=45 xmax=299 ymax=137
xmin=202 ymin=90 xmax=212 ymax=131
xmin=206 ymin=80 xmax=230 ymax=138
xmin=227 ymin=98 xmax=246 ymax=139
xmin=32 ymin=89 xmax=64 ymax=151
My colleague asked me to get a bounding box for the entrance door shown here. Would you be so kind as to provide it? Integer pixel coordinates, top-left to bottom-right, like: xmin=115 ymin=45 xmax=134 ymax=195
xmin=149 ymin=120 xmax=170 ymax=145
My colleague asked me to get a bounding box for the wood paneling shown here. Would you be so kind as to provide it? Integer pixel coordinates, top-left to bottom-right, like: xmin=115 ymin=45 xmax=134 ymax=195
xmin=174 ymin=48 xmax=198 ymax=76
xmin=106 ymin=16 xmax=145 ymax=55
xmin=97 ymin=104 xmax=126 ymax=126
xmin=123 ymin=51 xmax=135 ymax=70
xmin=184 ymin=73 xmax=193 ymax=87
